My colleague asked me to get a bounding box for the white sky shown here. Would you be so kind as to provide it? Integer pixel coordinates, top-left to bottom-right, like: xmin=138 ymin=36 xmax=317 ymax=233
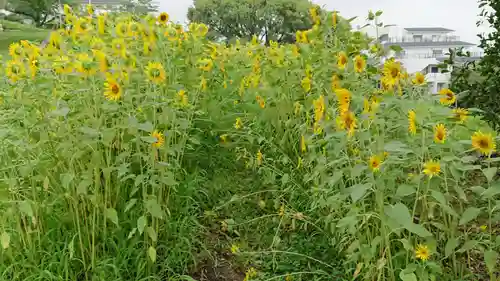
xmin=158 ymin=0 xmax=490 ymax=45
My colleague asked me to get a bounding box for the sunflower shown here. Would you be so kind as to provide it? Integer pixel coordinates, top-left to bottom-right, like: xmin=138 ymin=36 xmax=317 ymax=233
xmin=382 ymin=59 xmax=402 ymax=87
xmin=97 ymin=14 xmax=107 ymax=34
xmin=144 ymin=61 xmax=166 ymax=84
xmin=150 ymin=130 xmax=165 ymax=148
xmin=115 ymin=21 xmax=129 ymax=37
xmin=313 ymin=95 xmax=325 ymax=122
xmin=256 ymin=150 xmax=263 ymax=166
xmin=354 ymin=55 xmax=366 ymax=73
xmin=52 ymin=55 xmax=73 ymax=75
xmin=103 ymin=77 xmax=122 ymax=101
xmin=300 ymin=135 xmax=306 ymax=153
xmin=158 ymin=12 xmax=169 ymax=25
xmin=368 ymin=155 xmax=382 ymax=172
xmin=412 ymin=72 xmax=426 ymax=85
xmin=74 ymin=17 xmax=92 ymax=34
xmin=86 ymin=4 xmax=94 ymax=15
xmin=439 ymin=88 xmax=456 ymax=105
xmin=63 ymin=4 xmax=72 ymax=16
xmin=331 ymin=74 xmax=341 ymax=90
xmin=335 ymin=88 xmax=351 ymax=114
xmin=198 ymin=58 xmax=213 ymax=72
xmin=111 ymin=38 xmax=126 ymax=58
xmin=301 ymin=76 xmax=311 ymax=92
xmin=452 ymin=108 xmax=468 ymax=123
xmin=408 ymin=110 xmax=417 ymax=135
xmin=433 ymin=123 xmax=446 ymax=143
xmin=5 ymin=59 xmax=25 ymax=82
xmin=234 ymin=118 xmax=243 ymax=129
xmin=423 ymin=160 xmax=441 ymax=177
xmin=337 ymin=111 xmax=357 ymax=136
xmin=415 ymin=244 xmax=431 ymax=261
xmin=127 ymin=21 xmax=140 ymax=37
xmin=177 ymin=89 xmax=188 ymax=107
xmin=93 ymin=50 xmax=110 ymax=73
xmin=75 ymin=53 xmax=96 ymax=76
xmin=8 ymin=42 xmax=24 ymax=58
xmin=471 ymin=131 xmax=496 ymax=156
xmin=28 ymin=55 xmax=39 ymax=79
xmin=332 ymin=11 xmax=338 ymax=28
xmin=337 ymin=51 xmax=348 ymax=70
xmin=255 ymin=95 xmax=265 ymax=109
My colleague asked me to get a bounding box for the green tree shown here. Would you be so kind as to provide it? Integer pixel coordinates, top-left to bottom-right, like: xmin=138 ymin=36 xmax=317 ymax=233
xmin=6 ymin=0 xmax=71 ymax=26
xmin=449 ymin=0 xmax=500 ymax=128
xmin=187 ymin=0 xmax=315 ymax=44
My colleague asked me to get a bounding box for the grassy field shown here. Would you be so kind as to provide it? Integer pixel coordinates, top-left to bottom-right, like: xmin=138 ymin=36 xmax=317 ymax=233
xmin=0 ymin=20 xmax=48 ymax=57
xmin=0 ymin=9 xmax=498 ymax=281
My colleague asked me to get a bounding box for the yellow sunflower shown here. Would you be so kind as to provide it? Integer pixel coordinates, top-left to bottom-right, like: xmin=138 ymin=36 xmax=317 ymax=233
xmin=74 ymin=17 xmax=92 ymax=34
xmin=158 ymin=12 xmax=169 ymax=25
xmin=5 ymin=59 xmax=25 ymax=82
xmin=177 ymin=89 xmax=188 ymax=107
xmin=198 ymin=58 xmax=213 ymax=72
xmin=471 ymin=131 xmax=496 ymax=156
xmin=452 ymin=108 xmax=468 ymax=123
xmin=337 ymin=51 xmax=348 ymax=70
xmin=331 ymin=74 xmax=341 ymax=90
xmin=111 ymin=38 xmax=126 ymax=58
xmin=151 ymin=130 xmax=165 ymax=148
xmin=52 ymin=55 xmax=73 ymax=75
xmin=439 ymin=88 xmax=456 ymax=105
xmin=234 ymin=117 xmax=243 ymax=129
xmin=354 ymin=55 xmax=366 ymax=73
xmin=103 ymin=77 xmax=122 ymax=101
xmin=93 ymin=50 xmax=110 ymax=73
xmin=415 ymin=244 xmax=431 ymax=261
xmin=86 ymin=4 xmax=94 ymax=15
xmin=8 ymin=42 xmax=24 ymax=58
xmin=115 ymin=21 xmax=129 ymax=37
xmin=408 ymin=110 xmax=417 ymax=135
xmin=90 ymin=37 xmax=105 ymax=50
xmin=337 ymin=111 xmax=357 ymax=136
xmin=335 ymin=88 xmax=351 ymax=114
xmin=423 ymin=160 xmax=441 ymax=178
xmin=75 ymin=53 xmax=96 ymax=76
xmin=382 ymin=59 xmax=402 ymax=87
xmin=313 ymin=95 xmax=325 ymax=122
xmin=433 ymin=123 xmax=446 ymax=143
xmin=412 ymin=72 xmax=426 ymax=85
xmin=301 ymin=76 xmax=311 ymax=92
xmin=368 ymin=155 xmax=382 ymax=172
xmin=97 ymin=14 xmax=107 ymax=34
xmin=144 ymin=61 xmax=166 ymax=84
xmin=256 ymin=150 xmax=263 ymax=166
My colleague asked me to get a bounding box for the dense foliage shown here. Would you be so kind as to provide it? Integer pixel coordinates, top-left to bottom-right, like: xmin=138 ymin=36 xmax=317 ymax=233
xmin=0 ymin=5 xmax=499 ymax=281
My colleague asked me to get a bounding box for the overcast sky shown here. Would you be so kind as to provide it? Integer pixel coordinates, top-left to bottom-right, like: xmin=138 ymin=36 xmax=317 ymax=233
xmin=158 ymin=0 xmax=489 ymax=45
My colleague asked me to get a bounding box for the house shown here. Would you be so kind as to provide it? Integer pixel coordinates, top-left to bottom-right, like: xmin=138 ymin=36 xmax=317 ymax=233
xmin=380 ymin=27 xmax=482 ymax=93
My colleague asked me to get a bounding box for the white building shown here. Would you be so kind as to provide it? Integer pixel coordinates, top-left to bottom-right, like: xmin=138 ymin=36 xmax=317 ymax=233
xmin=380 ymin=27 xmax=482 ymax=93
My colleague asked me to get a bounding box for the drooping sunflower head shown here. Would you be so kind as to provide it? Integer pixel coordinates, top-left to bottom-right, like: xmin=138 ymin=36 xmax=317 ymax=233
xmin=423 ymin=160 xmax=441 ymax=178
xmin=452 ymin=108 xmax=468 ymax=123
xmin=158 ymin=12 xmax=169 ymax=25
xmin=408 ymin=110 xmax=417 ymax=135
xmin=103 ymin=77 xmax=122 ymax=101
xmin=368 ymin=155 xmax=381 ymax=172
xmin=471 ymin=131 xmax=496 ymax=156
xmin=415 ymin=244 xmax=431 ymax=261
xmin=150 ymin=130 xmax=165 ymax=148
xmin=412 ymin=72 xmax=426 ymax=85
xmin=144 ymin=61 xmax=166 ymax=84
xmin=337 ymin=51 xmax=348 ymax=70
xmin=433 ymin=123 xmax=446 ymax=143
xmin=354 ymin=55 xmax=366 ymax=73
xmin=439 ymin=88 xmax=456 ymax=105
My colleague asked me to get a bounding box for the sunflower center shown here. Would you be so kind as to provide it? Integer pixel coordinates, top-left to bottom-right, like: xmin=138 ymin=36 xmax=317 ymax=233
xmin=437 ymin=131 xmax=444 ymax=140
xmin=111 ymin=84 xmax=120 ymax=94
xmin=11 ymin=65 xmax=20 ymax=74
xmin=446 ymin=92 xmax=454 ymax=100
xmin=390 ymin=68 xmax=399 ymax=78
xmin=479 ymin=138 xmax=489 ymax=148
xmin=150 ymin=68 xmax=161 ymax=78
xmin=160 ymin=14 xmax=167 ymax=21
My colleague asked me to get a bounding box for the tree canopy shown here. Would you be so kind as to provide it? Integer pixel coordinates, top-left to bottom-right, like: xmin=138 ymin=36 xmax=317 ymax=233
xmin=6 ymin=0 xmax=71 ymax=27
xmin=187 ymin=0 xmax=315 ymax=44
xmin=117 ymin=0 xmax=158 ymax=15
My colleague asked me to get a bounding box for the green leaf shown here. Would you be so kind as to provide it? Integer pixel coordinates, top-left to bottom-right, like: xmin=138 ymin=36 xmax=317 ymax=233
xmin=396 ymin=184 xmax=416 ymax=197
xmin=1 ymin=232 xmax=10 ymax=249
xmin=399 ymin=272 xmax=417 ymax=281
xmin=457 ymin=240 xmax=478 ymax=253
xmin=483 ymin=167 xmax=497 ymax=182
xmin=389 ymin=45 xmax=403 ymax=52
xmin=444 ymin=237 xmax=459 ymax=258
xmin=148 ymin=246 xmax=157 ymax=263
xmin=145 ymin=199 xmax=164 ymax=219
xmin=137 ymin=216 xmax=147 ymax=235
xmin=481 ymin=182 xmax=500 ymax=199
xmin=19 ymin=201 xmax=34 ymax=219
xmin=349 ymin=183 xmax=371 ymax=203
xmin=138 ymin=121 xmax=154 ymax=132
xmin=105 ymin=208 xmax=119 ymax=226
xmin=128 ymin=228 xmax=137 ymax=239
xmin=484 ymin=250 xmax=498 ymax=274
xmin=147 ymin=226 xmax=157 ymax=242
xmin=406 ymin=223 xmax=433 ymax=238
xmin=124 ymin=199 xmax=138 ymax=213
xmin=386 ymin=203 xmax=413 ymax=226
xmin=375 ymin=10 xmax=383 ymax=16
xmin=459 ymin=207 xmax=481 ymax=225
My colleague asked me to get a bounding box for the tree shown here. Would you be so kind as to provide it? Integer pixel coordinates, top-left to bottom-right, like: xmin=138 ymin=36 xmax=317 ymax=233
xmin=187 ymin=0 xmax=315 ymax=44
xmin=117 ymin=0 xmax=158 ymax=15
xmin=448 ymin=0 xmax=500 ymax=129
xmin=6 ymin=0 xmax=71 ymax=27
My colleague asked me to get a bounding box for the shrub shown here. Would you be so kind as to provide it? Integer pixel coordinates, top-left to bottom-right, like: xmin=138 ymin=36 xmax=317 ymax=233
xmin=0 ymin=6 xmax=498 ymax=281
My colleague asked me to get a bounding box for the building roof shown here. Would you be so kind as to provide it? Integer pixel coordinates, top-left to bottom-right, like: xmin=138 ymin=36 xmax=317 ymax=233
xmin=404 ymin=27 xmax=455 ymax=32
xmin=383 ymin=40 xmax=475 ymax=48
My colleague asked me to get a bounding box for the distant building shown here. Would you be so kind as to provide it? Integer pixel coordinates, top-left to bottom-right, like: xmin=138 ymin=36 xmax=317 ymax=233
xmin=381 ymin=27 xmax=482 ymax=93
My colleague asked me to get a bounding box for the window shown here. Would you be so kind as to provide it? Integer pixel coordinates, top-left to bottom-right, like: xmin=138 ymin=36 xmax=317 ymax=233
xmin=413 ymin=35 xmax=423 ymax=42
xmin=430 ymin=66 xmax=439 ymax=73
xmin=432 ymin=49 xmax=443 ymax=56
xmin=432 ymin=35 xmax=439 ymax=42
